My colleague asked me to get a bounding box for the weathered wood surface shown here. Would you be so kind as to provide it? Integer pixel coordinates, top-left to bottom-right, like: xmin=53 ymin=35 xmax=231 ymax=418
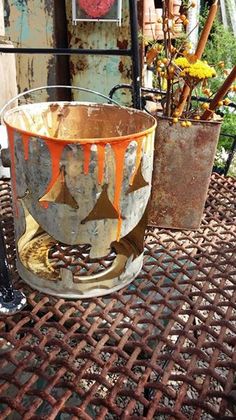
xmin=0 ymin=2 xmax=17 ymax=110
xmin=4 ymin=0 xmax=57 ymax=102
xmin=66 ymin=0 xmax=133 ymax=105
xmin=0 ymin=0 xmax=4 ymax=35
xmin=0 ymin=37 xmax=17 ymax=111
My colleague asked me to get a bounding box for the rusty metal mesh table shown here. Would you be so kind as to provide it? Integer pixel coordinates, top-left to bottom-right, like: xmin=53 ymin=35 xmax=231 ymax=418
xmin=0 ymin=173 xmax=236 ymax=420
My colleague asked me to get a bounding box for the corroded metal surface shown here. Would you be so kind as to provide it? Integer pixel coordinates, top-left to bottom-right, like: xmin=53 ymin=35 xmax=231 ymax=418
xmin=4 ymin=102 xmax=156 ymax=298
xmin=148 ymin=116 xmax=222 ymax=230
xmin=0 ymin=173 xmax=236 ymax=419
xmin=66 ymin=0 xmax=133 ymax=105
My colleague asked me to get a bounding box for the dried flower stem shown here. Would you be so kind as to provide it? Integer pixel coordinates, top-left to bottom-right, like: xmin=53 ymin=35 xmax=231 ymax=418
xmin=201 ymin=65 xmax=236 ymax=120
xmin=186 ymin=86 xmax=193 ymax=113
xmin=162 ymin=0 xmax=173 ymax=116
xmin=175 ymin=0 xmax=218 ymax=116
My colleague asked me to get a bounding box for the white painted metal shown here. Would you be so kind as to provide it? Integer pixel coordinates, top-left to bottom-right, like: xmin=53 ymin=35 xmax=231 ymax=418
xmin=186 ymin=0 xmax=201 ymax=52
xmin=72 ymin=0 xmax=123 ymax=26
xmin=226 ymin=0 xmax=236 ymax=35
xmin=220 ymin=0 xmax=228 ymax=28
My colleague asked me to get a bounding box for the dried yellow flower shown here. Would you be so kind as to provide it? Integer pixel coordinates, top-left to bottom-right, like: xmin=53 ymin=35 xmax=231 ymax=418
xmin=223 ymin=98 xmax=231 ymax=105
xmin=174 ymin=57 xmax=190 ymax=68
xmin=174 ymin=57 xmax=216 ymax=80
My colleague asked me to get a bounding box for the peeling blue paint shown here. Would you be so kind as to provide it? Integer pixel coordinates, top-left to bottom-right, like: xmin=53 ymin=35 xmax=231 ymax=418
xmin=105 ymin=56 xmax=120 ymax=73
xmin=14 ymin=1 xmax=30 ymax=42
xmin=4 ymin=0 xmax=57 ymax=100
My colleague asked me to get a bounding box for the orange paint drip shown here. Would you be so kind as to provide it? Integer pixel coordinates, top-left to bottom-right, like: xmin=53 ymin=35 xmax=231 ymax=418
xmin=97 ymin=144 xmax=105 ymax=184
xmin=44 ymin=141 xmax=65 ymax=194
xmin=40 ymin=201 xmax=49 ymax=209
xmin=22 ymin=133 xmax=30 ymax=160
xmin=83 ymin=144 xmax=91 ymax=175
xmin=111 ymin=140 xmax=131 ymax=241
xmin=130 ymin=138 xmax=143 ymax=186
xmin=7 ymin=127 xmax=19 ymax=217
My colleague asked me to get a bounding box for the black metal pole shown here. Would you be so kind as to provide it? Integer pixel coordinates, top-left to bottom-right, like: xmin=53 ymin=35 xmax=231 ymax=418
xmin=0 ymin=214 xmax=26 ymax=315
xmin=53 ymin=0 xmax=72 ymax=101
xmin=129 ymin=0 xmax=142 ymax=109
xmin=224 ymin=135 xmax=236 ymax=176
xmin=0 ymin=218 xmax=14 ymax=301
xmin=0 ymin=47 xmax=132 ymax=56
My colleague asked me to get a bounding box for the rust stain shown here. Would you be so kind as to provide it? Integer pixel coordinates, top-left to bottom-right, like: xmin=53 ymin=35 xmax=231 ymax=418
xmin=148 ymin=117 xmax=222 ymax=230
xmin=76 ymin=58 xmax=89 ymax=72
xmin=70 ymin=61 xmax=77 ymax=76
xmin=118 ymin=59 xmax=132 ymax=79
xmin=73 ymin=37 xmax=84 ymax=49
xmin=70 ymin=59 xmax=88 ymax=75
xmin=118 ymin=61 xmax=124 ymax=74
xmin=117 ymin=39 xmax=129 ymax=49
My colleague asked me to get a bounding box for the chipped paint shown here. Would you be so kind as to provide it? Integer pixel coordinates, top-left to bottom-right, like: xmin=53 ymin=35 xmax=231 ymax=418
xmin=4 ymin=0 xmax=56 ymax=101
xmin=4 ymin=0 xmax=138 ymax=105
xmin=66 ymin=0 xmax=133 ymax=105
xmin=5 ymin=102 xmax=156 ymax=297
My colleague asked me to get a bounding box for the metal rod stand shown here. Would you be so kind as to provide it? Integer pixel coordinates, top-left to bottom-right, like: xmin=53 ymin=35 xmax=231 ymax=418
xmin=224 ymin=135 xmax=236 ymax=176
xmin=0 ymin=215 xmax=26 ymax=315
xmin=129 ymin=0 xmax=142 ymax=109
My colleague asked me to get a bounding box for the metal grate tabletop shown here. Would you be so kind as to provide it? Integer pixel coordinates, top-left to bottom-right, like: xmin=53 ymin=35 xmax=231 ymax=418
xmin=0 ymin=174 xmax=236 ymax=420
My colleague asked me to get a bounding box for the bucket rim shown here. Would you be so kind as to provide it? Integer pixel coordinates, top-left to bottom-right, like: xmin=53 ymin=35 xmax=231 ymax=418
xmin=4 ymin=101 xmax=157 ymax=144
xmin=154 ymin=112 xmax=223 ymax=126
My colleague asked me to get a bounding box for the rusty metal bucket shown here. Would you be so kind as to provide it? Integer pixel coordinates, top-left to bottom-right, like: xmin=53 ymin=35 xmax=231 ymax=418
xmin=148 ymin=115 xmax=222 ymax=230
xmin=2 ymin=86 xmax=156 ymax=298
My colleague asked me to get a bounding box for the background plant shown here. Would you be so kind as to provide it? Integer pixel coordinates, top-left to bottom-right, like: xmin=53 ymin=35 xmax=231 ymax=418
xmin=145 ymin=2 xmax=218 ymax=120
xmin=200 ymin=9 xmax=236 ymax=169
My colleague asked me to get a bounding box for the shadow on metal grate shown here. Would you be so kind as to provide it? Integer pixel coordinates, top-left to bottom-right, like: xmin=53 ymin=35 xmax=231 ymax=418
xmin=0 ymin=173 xmax=236 ymax=420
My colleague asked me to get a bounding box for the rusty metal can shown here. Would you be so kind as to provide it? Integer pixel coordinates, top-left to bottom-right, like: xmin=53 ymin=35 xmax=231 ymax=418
xmin=4 ymin=101 xmax=156 ymax=298
xmin=148 ymin=115 xmax=222 ymax=230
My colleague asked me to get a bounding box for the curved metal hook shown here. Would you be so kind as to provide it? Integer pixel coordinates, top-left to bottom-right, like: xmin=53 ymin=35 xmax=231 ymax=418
xmin=0 ymin=85 xmax=123 ymax=123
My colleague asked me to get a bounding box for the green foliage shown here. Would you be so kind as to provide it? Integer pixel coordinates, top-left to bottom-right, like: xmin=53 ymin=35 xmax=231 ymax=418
xmin=221 ymin=111 xmax=235 ymax=136
xmin=199 ymin=9 xmax=236 ymax=175
xmin=200 ymin=12 xmax=236 ymax=68
xmin=200 ymin=10 xmax=236 ymax=90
